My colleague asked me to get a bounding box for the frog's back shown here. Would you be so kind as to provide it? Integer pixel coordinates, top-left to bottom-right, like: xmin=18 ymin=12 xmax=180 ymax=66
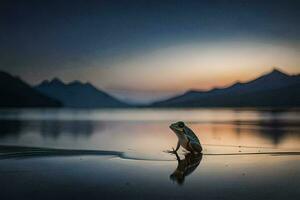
xmin=184 ymin=126 xmax=200 ymax=144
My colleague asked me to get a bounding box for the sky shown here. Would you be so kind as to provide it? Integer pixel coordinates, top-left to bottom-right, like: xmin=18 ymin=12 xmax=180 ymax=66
xmin=0 ymin=0 xmax=299 ymax=103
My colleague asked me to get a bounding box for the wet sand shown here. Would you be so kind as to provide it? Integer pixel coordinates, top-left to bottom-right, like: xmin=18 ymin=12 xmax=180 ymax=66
xmin=0 ymin=145 xmax=299 ymax=200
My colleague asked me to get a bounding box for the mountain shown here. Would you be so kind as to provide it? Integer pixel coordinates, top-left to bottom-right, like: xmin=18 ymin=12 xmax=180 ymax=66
xmin=152 ymin=69 xmax=300 ymax=107
xmin=35 ymin=79 xmax=129 ymax=108
xmin=0 ymin=71 xmax=62 ymax=108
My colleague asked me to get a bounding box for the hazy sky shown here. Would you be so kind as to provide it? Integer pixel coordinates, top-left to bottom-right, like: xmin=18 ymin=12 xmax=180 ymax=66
xmin=0 ymin=0 xmax=299 ymax=103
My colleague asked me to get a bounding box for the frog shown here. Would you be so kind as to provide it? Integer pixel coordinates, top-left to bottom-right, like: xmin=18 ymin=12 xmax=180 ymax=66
xmin=169 ymin=121 xmax=202 ymax=153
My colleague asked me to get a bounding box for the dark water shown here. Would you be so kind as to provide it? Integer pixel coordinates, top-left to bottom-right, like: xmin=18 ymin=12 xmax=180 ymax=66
xmin=0 ymin=108 xmax=299 ymax=199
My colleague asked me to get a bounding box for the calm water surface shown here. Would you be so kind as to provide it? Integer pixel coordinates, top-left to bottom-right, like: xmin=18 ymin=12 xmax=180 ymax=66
xmin=0 ymin=108 xmax=299 ymax=199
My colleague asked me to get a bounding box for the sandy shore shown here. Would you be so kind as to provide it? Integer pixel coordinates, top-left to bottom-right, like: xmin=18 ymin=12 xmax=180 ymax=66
xmin=0 ymin=145 xmax=299 ymax=200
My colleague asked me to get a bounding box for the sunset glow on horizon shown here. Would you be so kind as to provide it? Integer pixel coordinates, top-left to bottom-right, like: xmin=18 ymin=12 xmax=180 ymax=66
xmin=86 ymin=40 xmax=299 ymax=92
xmin=1 ymin=0 xmax=299 ymax=102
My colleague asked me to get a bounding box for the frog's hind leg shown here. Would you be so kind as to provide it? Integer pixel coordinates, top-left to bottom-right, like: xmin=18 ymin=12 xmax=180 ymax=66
xmin=189 ymin=142 xmax=202 ymax=153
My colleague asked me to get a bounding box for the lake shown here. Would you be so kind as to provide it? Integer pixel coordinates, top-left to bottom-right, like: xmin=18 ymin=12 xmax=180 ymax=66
xmin=0 ymin=108 xmax=299 ymax=200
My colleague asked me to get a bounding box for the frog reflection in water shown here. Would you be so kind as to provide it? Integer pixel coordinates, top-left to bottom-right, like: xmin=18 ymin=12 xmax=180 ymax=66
xmin=169 ymin=121 xmax=202 ymax=153
xmin=170 ymin=152 xmax=203 ymax=185
xmin=168 ymin=121 xmax=203 ymax=184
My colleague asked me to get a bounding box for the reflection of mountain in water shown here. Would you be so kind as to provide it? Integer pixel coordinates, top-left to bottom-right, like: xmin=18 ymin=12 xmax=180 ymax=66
xmin=0 ymin=120 xmax=98 ymax=139
xmin=227 ymin=109 xmax=300 ymax=146
xmin=256 ymin=120 xmax=292 ymax=146
xmin=257 ymin=110 xmax=300 ymax=146
xmin=0 ymin=120 xmax=22 ymax=138
xmin=232 ymin=119 xmax=300 ymax=146
xmin=40 ymin=120 xmax=95 ymax=139
xmin=0 ymin=109 xmax=299 ymax=150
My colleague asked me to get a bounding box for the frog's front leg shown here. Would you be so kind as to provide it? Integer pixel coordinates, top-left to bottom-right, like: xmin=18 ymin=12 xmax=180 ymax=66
xmin=173 ymin=150 xmax=181 ymax=163
xmin=174 ymin=140 xmax=180 ymax=152
xmin=168 ymin=140 xmax=180 ymax=154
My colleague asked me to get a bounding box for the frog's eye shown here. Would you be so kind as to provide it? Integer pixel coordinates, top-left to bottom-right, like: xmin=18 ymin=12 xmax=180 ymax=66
xmin=178 ymin=121 xmax=184 ymax=128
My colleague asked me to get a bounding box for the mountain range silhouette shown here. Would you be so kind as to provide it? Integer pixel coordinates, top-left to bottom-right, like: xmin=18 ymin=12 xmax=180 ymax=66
xmin=0 ymin=71 xmax=61 ymax=108
xmin=35 ymin=78 xmax=128 ymax=108
xmin=151 ymin=69 xmax=300 ymax=107
xmin=0 ymin=68 xmax=299 ymax=108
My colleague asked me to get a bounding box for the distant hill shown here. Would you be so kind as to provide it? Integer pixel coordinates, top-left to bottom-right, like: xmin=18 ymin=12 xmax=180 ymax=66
xmin=152 ymin=69 xmax=300 ymax=107
xmin=0 ymin=71 xmax=62 ymax=108
xmin=35 ymin=78 xmax=129 ymax=108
